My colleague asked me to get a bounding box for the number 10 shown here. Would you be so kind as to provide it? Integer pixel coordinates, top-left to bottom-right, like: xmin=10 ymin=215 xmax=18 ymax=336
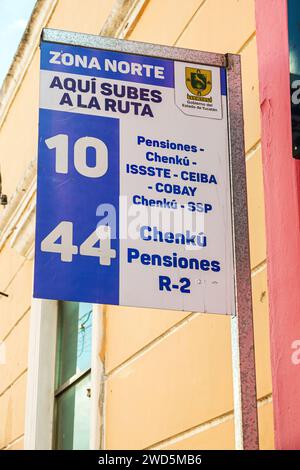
xmin=45 ymin=134 xmax=108 ymax=178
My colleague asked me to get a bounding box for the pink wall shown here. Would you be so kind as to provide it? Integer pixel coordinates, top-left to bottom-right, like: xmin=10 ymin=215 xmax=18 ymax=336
xmin=256 ymin=0 xmax=300 ymax=449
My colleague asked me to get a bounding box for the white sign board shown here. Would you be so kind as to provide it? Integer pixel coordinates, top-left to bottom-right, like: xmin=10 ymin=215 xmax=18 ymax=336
xmin=34 ymin=34 xmax=235 ymax=314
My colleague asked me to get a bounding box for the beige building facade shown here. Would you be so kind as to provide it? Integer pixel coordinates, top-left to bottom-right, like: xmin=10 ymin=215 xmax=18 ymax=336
xmin=0 ymin=0 xmax=273 ymax=450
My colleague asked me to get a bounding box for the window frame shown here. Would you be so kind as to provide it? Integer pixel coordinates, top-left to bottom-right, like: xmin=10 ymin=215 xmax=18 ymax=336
xmin=24 ymin=299 xmax=104 ymax=450
xmin=54 ymin=367 xmax=91 ymax=398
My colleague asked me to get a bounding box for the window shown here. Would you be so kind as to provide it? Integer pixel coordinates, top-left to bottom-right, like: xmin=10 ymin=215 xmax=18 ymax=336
xmin=54 ymin=301 xmax=93 ymax=450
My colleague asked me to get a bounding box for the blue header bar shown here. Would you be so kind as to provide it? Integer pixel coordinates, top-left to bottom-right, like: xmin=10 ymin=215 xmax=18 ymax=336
xmin=40 ymin=41 xmax=174 ymax=88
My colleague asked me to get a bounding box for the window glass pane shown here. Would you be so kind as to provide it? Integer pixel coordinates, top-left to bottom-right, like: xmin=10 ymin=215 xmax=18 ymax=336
xmin=55 ymin=374 xmax=91 ymax=450
xmin=56 ymin=302 xmax=92 ymax=387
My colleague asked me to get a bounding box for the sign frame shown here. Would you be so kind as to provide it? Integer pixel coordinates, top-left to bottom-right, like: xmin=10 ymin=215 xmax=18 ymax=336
xmin=41 ymin=28 xmax=259 ymax=450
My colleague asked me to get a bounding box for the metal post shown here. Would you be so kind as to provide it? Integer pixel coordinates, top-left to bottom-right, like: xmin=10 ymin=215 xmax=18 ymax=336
xmin=227 ymin=53 xmax=259 ymax=450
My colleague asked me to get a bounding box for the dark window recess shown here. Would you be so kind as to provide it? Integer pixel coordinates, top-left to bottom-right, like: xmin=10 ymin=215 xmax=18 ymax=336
xmin=288 ymin=0 xmax=300 ymax=158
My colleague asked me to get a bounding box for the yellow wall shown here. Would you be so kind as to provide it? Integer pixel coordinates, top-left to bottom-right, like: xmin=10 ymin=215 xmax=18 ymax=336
xmin=0 ymin=0 xmax=274 ymax=450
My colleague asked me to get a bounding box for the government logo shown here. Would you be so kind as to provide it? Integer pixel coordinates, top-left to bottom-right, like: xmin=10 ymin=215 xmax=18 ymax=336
xmin=185 ymin=67 xmax=212 ymax=96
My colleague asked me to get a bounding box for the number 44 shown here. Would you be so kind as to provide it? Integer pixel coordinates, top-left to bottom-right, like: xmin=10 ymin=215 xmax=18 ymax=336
xmin=41 ymin=221 xmax=116 ymax=266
